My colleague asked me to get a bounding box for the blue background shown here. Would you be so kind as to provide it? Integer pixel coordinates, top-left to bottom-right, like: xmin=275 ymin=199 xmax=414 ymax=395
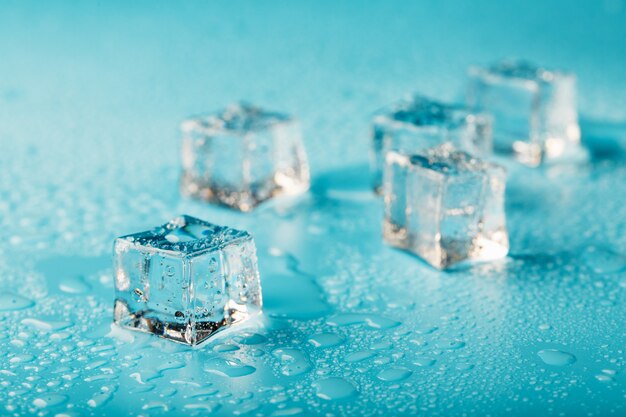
xmin=1 ymin=1 xmax=626 ymax=416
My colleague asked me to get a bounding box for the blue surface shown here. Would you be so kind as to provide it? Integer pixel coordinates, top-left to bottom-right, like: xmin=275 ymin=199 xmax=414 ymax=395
xmin=2 ymin=1 xmax=626 ymax=416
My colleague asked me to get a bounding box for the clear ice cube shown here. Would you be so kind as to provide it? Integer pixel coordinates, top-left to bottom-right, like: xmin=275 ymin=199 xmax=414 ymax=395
xmin=113 ymin=215 xmax=262 ymax=345
xmin=180 ymin=103 xmax=310 ymax=211
xmin=370 ymin=95 xmax=492 ymax=193
xmin=383 ymin=144 xmax=508 ymax=269
xmin=467 ymin=60 xmax=582 ymax=166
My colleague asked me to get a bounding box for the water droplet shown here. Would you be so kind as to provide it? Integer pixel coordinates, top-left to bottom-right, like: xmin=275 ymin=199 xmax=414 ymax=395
xmin=372 ymin=356 xmax=391 ymax=365
xmin=183 ymin=403 xmax=222 ymax=413
xmin=312 ymin=377 xmax=358 ymax=401
xmin=233 ymin=332 xmax=267 ymax=345
xmin=142 ymin=401 xmax=170 ymax=411
xmin=59 ymin=276 xmax=91 ymax=294
xmin=272 ymin=348 xmax=312 ymax=376
xmin=413 ymin=357 xmax=436 ymax=367
xmin=376 ymin=367 xmax=413 ymax=382
xmin=272 ymin=407 xmax=305 ymax=416
xmin=22 ymin=318 xmax=72 ymax=332
xmin=204 ymin=357 xmax=256 ymax=378
xmin=327 ymin=313 xmax=400 ymax=329
xmin=9 ymin=354 xmax=35 ymax=364
xmin=157 ymin=359 xmax=186 ymax=373
xmin=32 ymin=394 xmax=68 ymax=408
xmin=415 ymin=325 xmax=438 ymax=335
xmin=434 ymin=339 xmax=466 ymax=350
xmin=345 ymin=350 xmax=376 ymax=363
xmin=537 ymin=349 xmax=577 ymax=366
xmin=213 ymin=343 xmax=239 ymax=353
xmin=370 ymin=341 xmax=393 ymax=350
xmin=0 ymin=293 xmax=34 ymax=311
xmin=595 ymin=369 xmax=617 ymax=382
xmin=87 ymin=385 xmax=116 ymax=408
xmin=595 ymin=373 xmax=614 ymax=382
xmin=307 ymin=332 xmax=344 ymax=348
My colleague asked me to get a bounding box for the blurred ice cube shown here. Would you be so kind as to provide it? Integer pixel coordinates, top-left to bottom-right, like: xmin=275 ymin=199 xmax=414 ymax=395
xmin=468 ymin=60 xmax=583 ymax=166
xmin=180 ymin=103 xmax=310 ymax=211
xmin=383 ymin=144 xmax=508 ymax=269
xmin=370 ymin=95 xmax=492 ymax=193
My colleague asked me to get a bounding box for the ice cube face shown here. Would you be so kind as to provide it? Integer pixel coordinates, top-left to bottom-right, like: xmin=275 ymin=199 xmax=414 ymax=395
xmin=370 ymin=95 xmax=492 ymax=193
xmin=467 ymin=61 xmax=581 ymax=166
xmin=180 ymin=103 xmax=310 ymax=211
xmin=113 ymin=215 xmax=262 ymax=346
xmin=383 ymin=145 xmax=508 ymax=269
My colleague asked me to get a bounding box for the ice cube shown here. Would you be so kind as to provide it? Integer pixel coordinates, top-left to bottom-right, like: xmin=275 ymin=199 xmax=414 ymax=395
xmin=383 ymin=144 xmax=508 ymax=269
xmin=370 ymin=95 xmax=492 ymax=193
xmin=113 ymin=215 xmax=262 ymax=345
xmin=180 ymin=103 xmax=310 ymax=211
xmin=467 ymin=60 xmax=582 ymax=166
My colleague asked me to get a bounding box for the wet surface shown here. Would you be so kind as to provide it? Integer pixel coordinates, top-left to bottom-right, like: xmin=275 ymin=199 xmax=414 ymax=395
xmin=2 ymin=1 xmax=626 ymax=416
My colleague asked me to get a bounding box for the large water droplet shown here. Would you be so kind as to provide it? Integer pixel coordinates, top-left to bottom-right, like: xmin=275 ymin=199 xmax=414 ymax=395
xmin=21 ymin=318 xmax=72 ymax=332
xmin=204 ymin=357 xmax=256 ymax=378
xmin=327 ymin=313 xmax=400 ymax=329
xmin=307 ymin=332 xmax=344 ymax=348
xmin=32 ymin=394 xmax=69 ymax=409
xmin=537 ymin=349 xmax=577 ymax=366
xmin=376 ymin=367 xmax=413 ymax=382
xmin=272 ymin=348 xmax=312 ymax=376
xmin=0 ymin=293 xmax=34 ymax=311
xmin=58 ymin=276 xmax=92 ymax=294
xmin=87 ymin=385 xmax=116 ymax=408
xmin=233 ymin=332 xmax=267 ymax=345
xmin=413 ymin=356 xmax=436 ymax=367
xmin=345 ymin=350 xmax=376 ymax=363
xmin=312 ymin=377 xmax=358 ymax=401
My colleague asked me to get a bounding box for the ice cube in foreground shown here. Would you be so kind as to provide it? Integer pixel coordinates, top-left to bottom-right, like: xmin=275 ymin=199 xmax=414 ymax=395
xmin=113 ymin=215 xmax=262 ymax=345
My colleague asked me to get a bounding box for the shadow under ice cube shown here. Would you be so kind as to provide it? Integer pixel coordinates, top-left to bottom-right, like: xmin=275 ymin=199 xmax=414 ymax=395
xmin=370 ymin=95 xmax=492 ymax=193
xmin=180 ymin=103 xmax=310 ymax=212
xmin=383 ymin=145 xmax=508 ymax=269
xmin=467 ymin=61 xmax=582 ymax=166
xmin=113 ymin=215 xmax=262 ymax=346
